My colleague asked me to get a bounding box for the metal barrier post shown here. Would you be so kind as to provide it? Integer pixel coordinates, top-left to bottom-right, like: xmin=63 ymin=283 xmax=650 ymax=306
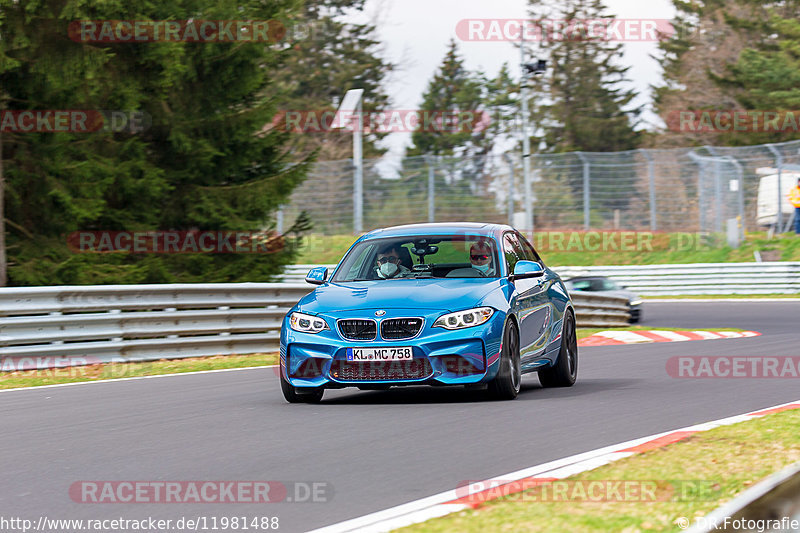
xmin=766 ymin=144 xmax=784 ymax=233
xmin=425 ymin=155 xmax=435 ymax=223
xmin=577 ymin=152 xmax=590 ymax=230
xmin=641 ymin=149 xmax=657 ymax=231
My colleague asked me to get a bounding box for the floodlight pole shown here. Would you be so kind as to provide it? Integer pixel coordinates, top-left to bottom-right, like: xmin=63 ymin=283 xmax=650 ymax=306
xmin=353 ymin=97 xmax=363 ymax=234
xmin=334 ymin=89 xmax=365 ymax=234
xmin=520 ymin=36 xmax=533 ymax=237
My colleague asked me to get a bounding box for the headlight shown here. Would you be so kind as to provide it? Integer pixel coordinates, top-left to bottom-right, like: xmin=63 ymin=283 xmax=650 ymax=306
xmin=289 ymin=312 xmax=329 ymax=334
xmin=433 ymin=307 xmax=494 ymax=330
xmin=629 ymin=299 xmax=643 ymax=306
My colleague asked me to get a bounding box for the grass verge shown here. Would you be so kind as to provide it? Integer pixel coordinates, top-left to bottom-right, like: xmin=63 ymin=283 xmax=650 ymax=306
xmin=399 ymin=409 xmax=800 ymax=533
xmin=0 ymin=353 xmax=278 ymax=390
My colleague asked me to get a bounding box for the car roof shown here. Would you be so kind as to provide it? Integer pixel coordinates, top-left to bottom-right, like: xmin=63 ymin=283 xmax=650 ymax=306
xmin=360 ymin=222 xmax=511 ymax=240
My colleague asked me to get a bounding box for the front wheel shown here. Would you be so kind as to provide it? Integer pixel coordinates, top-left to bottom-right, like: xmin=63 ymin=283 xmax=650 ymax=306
xmin=280 ymin=371 xmax=324 ymax=403
xmin=488 ymin=321 xmax=521 ymax=400
xmin=538 ymin=310 xmax=578 ymax=387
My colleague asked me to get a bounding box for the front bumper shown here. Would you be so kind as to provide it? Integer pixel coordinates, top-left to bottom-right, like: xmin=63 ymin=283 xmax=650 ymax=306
xmin=280 ymin=308 xmax=506 ymax=388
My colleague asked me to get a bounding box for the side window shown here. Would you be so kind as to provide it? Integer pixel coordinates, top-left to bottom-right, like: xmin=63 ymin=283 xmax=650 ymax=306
xmin=516 ymin=232 xmax=542 ymax=263
xmin=503 ymin=233 xmax=522 ymax=273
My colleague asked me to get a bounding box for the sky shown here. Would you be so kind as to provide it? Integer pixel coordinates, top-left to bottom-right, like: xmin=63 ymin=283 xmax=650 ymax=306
xmin=354 ymin=0 xmax=676 ymax=158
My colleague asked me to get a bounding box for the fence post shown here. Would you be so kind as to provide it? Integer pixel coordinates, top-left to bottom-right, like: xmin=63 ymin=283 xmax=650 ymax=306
xmin=688 ymin=151 xmax=706 ymax=232
xmin=577 ymin=152 xmax=590 ymax=230
xmin=725 ymin=156 xmax=746 ymax=243
xmin=641 ymin=149 xmax=657 ymax=231
xmin=704 ymin=146 xmax=724 ymax=232
xmin=425 ymin=154 xmax=435 ymax=223
xmin=766 ymin=144 xmax=783 ymax=233
xmin=353 ymin=99 xmax=364 ymax=234
xmin=503 ymin=153 xmax=515 ymax=225
xmin=276 ymin=207 xmax=284 ymax=233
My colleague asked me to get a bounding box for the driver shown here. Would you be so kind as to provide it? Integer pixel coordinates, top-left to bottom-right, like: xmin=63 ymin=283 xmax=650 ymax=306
xmin=469 ymin=241 xmax=495 ymax=276
xmin=375 ymin=244 xmax=412 ymax=279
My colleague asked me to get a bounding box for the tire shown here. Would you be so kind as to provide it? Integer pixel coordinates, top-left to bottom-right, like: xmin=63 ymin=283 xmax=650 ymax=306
xmin=488 ymin=321 xmax=521 ymax=400
xmin=280 ymin=371 xmax=324 ymax=403
xmin=538 ymin=310 xmax=578 ymax=388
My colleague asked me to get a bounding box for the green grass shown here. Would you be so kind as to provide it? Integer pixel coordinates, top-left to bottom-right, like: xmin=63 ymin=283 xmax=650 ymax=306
xmin=0 ymin=353 xmax=278 ymax=390
xmin=399 ymin=409 xmax=800 ymax=533
xmin=294 ymin=231 xmax=800 ymax=266
xmin=576 ymin=327 xmax=745 ymax=341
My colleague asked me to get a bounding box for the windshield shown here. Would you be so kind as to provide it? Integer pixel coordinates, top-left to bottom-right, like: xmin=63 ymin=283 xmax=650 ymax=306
xmin=331 ymin=235 xmax=501 ymax=282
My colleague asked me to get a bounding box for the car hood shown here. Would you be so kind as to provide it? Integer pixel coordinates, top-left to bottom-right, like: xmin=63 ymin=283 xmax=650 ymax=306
xmin=296 ymin=278 xmax=502 ymax=313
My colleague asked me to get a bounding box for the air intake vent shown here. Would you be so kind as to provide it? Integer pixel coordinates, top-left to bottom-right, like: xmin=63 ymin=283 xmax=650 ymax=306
xmin=380 ymin=318 xmax=423 ymax=340
xmin=330 ymin=359 xmax=433 ymax=381
xmin=338 ymin=319 xmax=377 ymax=340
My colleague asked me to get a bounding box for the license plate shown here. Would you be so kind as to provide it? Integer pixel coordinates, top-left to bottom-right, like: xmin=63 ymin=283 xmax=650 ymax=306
xmin=346 ymin=347 xmax=413 ymax=361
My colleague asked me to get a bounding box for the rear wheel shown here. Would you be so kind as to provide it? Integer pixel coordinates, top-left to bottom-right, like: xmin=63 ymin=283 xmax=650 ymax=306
xmin=488 ymin=321 xmax=521 ymax=400
xmin=538 ymin=310 xmax=577 ymax=387
xmin=280 ymin=371 xmax=324 ymax=403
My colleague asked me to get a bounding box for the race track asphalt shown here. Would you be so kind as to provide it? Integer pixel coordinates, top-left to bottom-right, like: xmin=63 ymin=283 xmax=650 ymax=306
xmin=1 ymin=301 xmax=799 ymax=532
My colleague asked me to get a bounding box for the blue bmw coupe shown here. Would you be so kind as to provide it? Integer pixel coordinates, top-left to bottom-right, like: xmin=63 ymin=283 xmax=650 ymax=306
xmin=279 ymin=223 xmax=577 ymax=402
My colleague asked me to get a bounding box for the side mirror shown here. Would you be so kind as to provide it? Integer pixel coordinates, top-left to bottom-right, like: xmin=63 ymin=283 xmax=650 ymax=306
xmin=305 ymin=267 xmax=328 ymax=286
xmin=510 ymin=260 xmax=545 ymax=281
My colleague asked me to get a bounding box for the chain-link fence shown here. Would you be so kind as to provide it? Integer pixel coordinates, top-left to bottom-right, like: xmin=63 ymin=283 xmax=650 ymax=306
xmin=279 ymin=140 xmax=800 ymax=236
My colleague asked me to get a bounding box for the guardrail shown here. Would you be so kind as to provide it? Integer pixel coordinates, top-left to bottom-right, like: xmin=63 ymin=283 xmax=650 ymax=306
xmin=0 ymin=284 xmax=310 ymax=369
xmin=282 ymin=262 xmax=800 ymax=296
xmin=687 ymin=461 xmax=800 ymax=533
xmin=570 ymin=292 xmax=631 ymax=327
xmin=0 ymin=280 xmax=629 ymax=370
xmin=556 ymin=262 xmax=800 ymax=295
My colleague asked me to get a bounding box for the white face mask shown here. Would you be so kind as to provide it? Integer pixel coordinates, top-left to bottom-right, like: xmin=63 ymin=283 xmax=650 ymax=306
xmin=378 ymin=262 xmax=399 ymax=278
xmin=474 ymin=263 xmax=491 ymax=274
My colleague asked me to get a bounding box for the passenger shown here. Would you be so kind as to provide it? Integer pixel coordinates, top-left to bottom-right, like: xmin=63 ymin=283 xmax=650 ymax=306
xmin=469 ymin=241 xmax=496 ymax=276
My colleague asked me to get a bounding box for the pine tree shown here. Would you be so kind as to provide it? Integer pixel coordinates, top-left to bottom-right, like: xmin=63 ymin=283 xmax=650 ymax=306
xmin=652 ymin=0 xmax=783 ymax=147
xmin=483 ymin=63 xmax=521 ymax=150
xmin=0 ymin=0 xmax=313 ymax=285
xmin=527 ymin=0 xmax=641 ymax=153
xmin=409 ymin=39 xmax=487 ymax=158
xmin=273 ymin=0 xmax=393 ymax=160
xmin=406 ymin=40 xmax=497 ymax=220
xmin=523 ymin=0 xmax=641 ymax=221
xmin=711 ymin=4 xmax=800 ymax=145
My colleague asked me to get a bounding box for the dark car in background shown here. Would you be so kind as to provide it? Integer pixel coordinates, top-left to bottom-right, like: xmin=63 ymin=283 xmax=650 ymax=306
xmin=564 ymin=276 xmax=643 ymax=323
